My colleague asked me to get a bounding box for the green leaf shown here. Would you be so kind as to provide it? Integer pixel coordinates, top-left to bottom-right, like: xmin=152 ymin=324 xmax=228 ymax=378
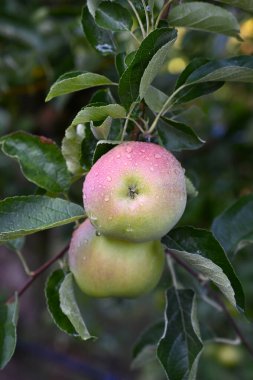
xmin=144 ymin=86 xmax=168 ymax=113
xmin=115 ymin=53 xmax=127 ymax=78
xmin=0 ymin=196 xmax=84 ymax=241
xmin=61 ymin=124 xmax=86 ymax=176
xmin=157 ymin=288 xmax=203 ymax=380
xmin=90 ymin=116 xmax=112 ymax=140
xmin=132 ymin=321 xmax=164 ymax=368
xmin=172 ymin=58 xmax=223 ymax=105
xmin=71 ymin=104 xmax=126 ymax=127
xmin=168 ymin=2 xmax=241 ymax=38
xmin=163 ymin=227 xmax=245 ymax=310
xmin=45 ymin=269 xmax=79 ymax=337
xmin=87 ymin=0 xmax=102 ymax=17
xmin=0 ymin=132 xmax=71 ymax=193
xmin=119 ymin=28 xmax=177 ymax=109
xmin=158 ymin=117 xmax=205 ymax=151
xmin=80 ymin=127 xmax=98 ymax=171
xmin=90 ymin=88 xmax=115 ymax=104
xmin=0 ymin=294 xmax=19 ymax=369
xmin=214 ymin=0 xmax=253 ymax=12
xmin=95 ymin=1 xmax=133 ymax=31
xmin=81 ymin=6 xmax=116 ymax=55
xmin=45 ymin=71 xmax=115 ymax=101
xmin=186 ymin=56 xmax=253 ymax=84
xmin=92 ymin=140 xmax=120 ymax=164
xmin=3 ymin=237 xmax=25 ymax=252
xmin=59 ymin=273 xmax=92 ymax=340
xmin=212 ymin=194 xmax=253 ymax=256
xmin=169 ymin=56 xmax=253 ymax=107
xmin=185 ymin=176 xmax=199 ymax=199
xmin=139 ymin=29 xmax=177 ymax=99
xmin=125 ymin=50 xmax=136 ymax=67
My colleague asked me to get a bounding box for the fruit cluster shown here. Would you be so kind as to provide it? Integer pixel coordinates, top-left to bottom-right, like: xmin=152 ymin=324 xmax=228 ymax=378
xmin=68 ymin=141 xmax=187 ymax=298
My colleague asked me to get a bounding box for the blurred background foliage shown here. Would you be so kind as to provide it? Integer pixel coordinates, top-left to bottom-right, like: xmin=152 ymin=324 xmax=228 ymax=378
xmin=0 ymin=0 xmax=253 ymax=379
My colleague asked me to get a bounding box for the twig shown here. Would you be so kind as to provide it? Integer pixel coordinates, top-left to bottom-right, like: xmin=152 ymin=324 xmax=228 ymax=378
xmin=166 ymin=248 xmax=253 ymax=359
xmin=155 ymin=0 xmax=173 ymax=29
xmin=15 ymin=249 xmax=33 ymax=276
xmin=7 ymin=244 xmax=69 ymax=304
xmin=128 ymin=0 xmax=146 ymax=39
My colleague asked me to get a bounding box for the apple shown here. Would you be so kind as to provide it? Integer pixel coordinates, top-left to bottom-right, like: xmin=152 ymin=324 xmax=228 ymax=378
xmin=68 ymin=219 xmax=165 ymax=298
xmin=83 ymin=141 xmax=186 ymax=242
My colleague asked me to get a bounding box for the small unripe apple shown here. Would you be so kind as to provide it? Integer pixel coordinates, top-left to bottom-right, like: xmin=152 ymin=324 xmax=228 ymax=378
xmin=68 ymin=219 xmax=165 ymax=298
xmin=83 ymin=141 xmax=186 ymax=242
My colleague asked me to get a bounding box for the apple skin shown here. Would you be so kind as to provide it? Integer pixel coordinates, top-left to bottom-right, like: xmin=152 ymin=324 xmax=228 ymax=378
xmin=68 ymin=219 xmax=165 ymax=298
xmin=83 ymin=141 xmax=186 ymax=243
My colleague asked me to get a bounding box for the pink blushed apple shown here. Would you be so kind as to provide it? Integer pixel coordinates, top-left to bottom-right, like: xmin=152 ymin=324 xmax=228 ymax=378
xmin=83 ymin=141 xmax=186 ymax=243
xmin=68 ymin=219 xmax=165 ymax=298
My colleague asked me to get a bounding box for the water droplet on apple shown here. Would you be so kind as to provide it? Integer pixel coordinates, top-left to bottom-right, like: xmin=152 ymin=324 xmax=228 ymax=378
xmin=83 ymin=194 xmax=87 ymax=200
xmin=96 ymin=231 xmax=101 ymax=236
xmin=155 ymin=154 xmax=161 ymax=159
xmin=116 ymin=154 xmax=121 ymax=159
xmin=107 ymin=176 xmax=112 ymax=182
xmin=104 ymin=196 xmax=110 ymax=202
xmin=126 ymin=146 xmax=132 ymax=153
xmin=95 ymin=172 xmax=99 ymax=176
xmin=141 ymin=149 xmax=145 ymax=153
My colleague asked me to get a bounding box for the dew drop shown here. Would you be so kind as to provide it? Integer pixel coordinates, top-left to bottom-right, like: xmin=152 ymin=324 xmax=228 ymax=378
xmin=107 ymin=176 xmax=112 ymax=182
xmin=96 ymin=231 xmax=101 ymax=236
xmin=126 ymin=227 xmax=133 ymax=232
xmin=126 ymin=146 xmax=132 ymax=153
xmin=95 ymin=172 xmax=99 ymax=177
xmin=83 ymin=194 xmax=87 ymax=200
xmin=155 ymin=154 xmax=161 ymax=159
xmin=141 ymin=149 xmax=145 ymax=153
xmin=104 ymin=196 xmax=110 ymax=202
xmin=116 ymin=154 xmax=121 ymax=159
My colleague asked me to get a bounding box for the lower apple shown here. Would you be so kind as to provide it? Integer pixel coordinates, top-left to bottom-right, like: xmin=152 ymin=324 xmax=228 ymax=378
xmin=68 ymin=219 xmax=165 ymax=298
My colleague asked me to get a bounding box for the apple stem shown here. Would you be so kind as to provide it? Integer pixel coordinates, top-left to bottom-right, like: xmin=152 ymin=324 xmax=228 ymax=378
xmin=166 ymin=248 xmax=253 ymax=359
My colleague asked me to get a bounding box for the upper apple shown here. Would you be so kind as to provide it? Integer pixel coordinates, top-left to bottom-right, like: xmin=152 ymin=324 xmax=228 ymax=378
xmin=83 ymin=141 xmax=186 ymax=242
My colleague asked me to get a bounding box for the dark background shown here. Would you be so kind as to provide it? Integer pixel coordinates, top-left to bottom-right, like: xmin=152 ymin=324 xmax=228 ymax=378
xmin=1 ymin=1 xmax=253 ymax=379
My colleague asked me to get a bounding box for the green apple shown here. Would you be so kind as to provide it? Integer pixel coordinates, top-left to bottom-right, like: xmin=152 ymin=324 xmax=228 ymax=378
xmin=83 ymin=141 xmax=186 ymax=243
xmin=68 ymin=219 xmax=165 ymax=298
